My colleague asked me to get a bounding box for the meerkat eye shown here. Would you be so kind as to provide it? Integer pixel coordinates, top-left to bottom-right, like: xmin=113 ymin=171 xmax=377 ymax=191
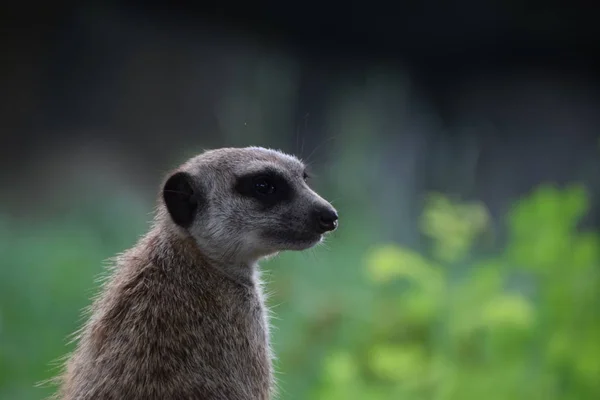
xmin=253 ymin=177 xmax=276 ymax=196
xmin=302 ymin=171 xmax=309 ymax=182
xmin=235 ymin=169 xmax=291 ymax=207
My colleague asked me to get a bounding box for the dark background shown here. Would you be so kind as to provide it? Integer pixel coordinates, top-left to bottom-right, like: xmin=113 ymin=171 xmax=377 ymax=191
xmin=2 ymin=2 xmax=599 ymax=231
xmin=1 ymin=2 xmax=600 ymax=399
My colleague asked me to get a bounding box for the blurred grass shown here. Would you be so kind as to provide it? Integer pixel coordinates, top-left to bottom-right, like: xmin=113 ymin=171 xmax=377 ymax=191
xmin=1 ymin=178 xmax=599 ymax=399
xmin=0 ymin=189 xmax=151 ymax=399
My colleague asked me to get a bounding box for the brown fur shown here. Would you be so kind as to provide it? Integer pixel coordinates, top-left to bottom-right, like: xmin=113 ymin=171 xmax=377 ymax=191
xmin=57 ymin=219 xmax=273 ymax=399
xmin=52 ymin=147 xmax=338 ymax=400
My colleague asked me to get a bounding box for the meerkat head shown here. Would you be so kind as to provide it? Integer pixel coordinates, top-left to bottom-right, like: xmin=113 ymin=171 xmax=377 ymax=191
xmin=161 ymin=147 xmax=338 ymax=265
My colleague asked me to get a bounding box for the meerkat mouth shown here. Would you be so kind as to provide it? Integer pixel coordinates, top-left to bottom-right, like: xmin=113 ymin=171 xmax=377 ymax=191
xmin=285 ymin=231 xmax=328 ymax=250
xmin=268 ymin=210 xmax=337 ymax=250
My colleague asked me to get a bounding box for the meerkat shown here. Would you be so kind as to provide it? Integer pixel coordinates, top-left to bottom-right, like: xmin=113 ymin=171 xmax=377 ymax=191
xmin=53 ymin=146 xmax=338 ymax=400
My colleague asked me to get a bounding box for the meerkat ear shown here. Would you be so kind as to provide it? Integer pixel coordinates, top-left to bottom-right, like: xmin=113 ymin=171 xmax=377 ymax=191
xmin=162 ymin=171 xmax=201 ymax=229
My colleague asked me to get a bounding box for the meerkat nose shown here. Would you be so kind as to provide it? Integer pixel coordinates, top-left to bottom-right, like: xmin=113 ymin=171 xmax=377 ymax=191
xmin=315 ymin=207 xmax=338 ymax=233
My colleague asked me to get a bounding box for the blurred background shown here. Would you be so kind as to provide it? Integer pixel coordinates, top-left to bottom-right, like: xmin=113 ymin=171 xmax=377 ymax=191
xmin=1 ymin=2 xmax=600 ymax=399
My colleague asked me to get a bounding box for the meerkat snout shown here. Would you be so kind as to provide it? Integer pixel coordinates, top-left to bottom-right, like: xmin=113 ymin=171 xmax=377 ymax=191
xmin=313 ymin=205 xmax=339 ymax=233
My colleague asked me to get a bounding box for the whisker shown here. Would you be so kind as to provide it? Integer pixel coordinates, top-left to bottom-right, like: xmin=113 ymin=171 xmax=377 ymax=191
xmin=304 ymin=134 xmax=339 ymax=165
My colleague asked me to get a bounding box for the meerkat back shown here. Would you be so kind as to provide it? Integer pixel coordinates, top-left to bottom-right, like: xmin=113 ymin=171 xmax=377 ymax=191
xmin=54 ymin=147 xmax=338 ymax=400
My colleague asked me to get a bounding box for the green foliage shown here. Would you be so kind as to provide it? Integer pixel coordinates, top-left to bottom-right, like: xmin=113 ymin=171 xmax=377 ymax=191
xmin=313 ymin=184 xmax=600 ymax=399
xmin=420 ymin=193 xmax=490 ymax=264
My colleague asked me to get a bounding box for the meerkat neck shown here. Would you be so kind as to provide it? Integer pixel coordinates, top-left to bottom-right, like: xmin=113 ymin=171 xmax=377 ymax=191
xmin=149 ymin=221 xmax=259 ymax=288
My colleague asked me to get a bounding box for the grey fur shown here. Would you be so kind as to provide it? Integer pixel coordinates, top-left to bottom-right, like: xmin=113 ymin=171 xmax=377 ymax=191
xmin=52 ymin=147 xmax=338 ymax=400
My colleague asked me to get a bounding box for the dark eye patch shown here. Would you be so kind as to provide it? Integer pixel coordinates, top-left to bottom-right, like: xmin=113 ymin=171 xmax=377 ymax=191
xmin=234 ymin=168 xmax=293 ymax=208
